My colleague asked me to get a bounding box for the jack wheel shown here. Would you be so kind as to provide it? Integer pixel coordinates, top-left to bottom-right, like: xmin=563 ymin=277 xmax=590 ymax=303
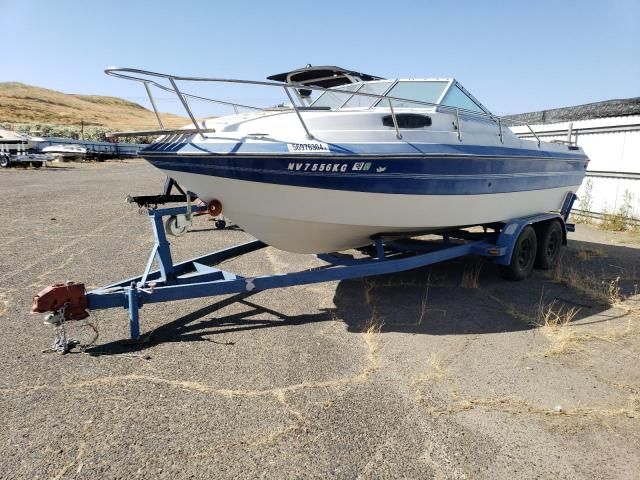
xmin=0 ymin=155 xmax=11 ymax=168
xmin=215 ymin=219 xmax=226 ymax=230
xmin=534 ymin=220 xmax=563 ymax=270
xmin=165 ymin=215 xmax=189 ymax=237
xmin=500 ymin=225 xmax=537 ymax=281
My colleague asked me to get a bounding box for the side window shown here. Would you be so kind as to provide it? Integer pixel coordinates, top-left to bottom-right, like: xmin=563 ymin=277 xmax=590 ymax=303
xmin=441 ymin=85 xmax=485 ymax=113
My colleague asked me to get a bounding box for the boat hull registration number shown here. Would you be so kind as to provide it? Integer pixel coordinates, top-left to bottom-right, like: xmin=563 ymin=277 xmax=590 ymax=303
xmin=287 ymin=142 xmax=330 ymax=153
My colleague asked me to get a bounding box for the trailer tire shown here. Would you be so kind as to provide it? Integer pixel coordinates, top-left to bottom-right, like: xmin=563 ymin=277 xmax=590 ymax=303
xmin=0 ymin=155 xmax=10 ymax=168
xmin=500 ymin=225 xmax=537 ymax=281
xmin=31 ymin=161 xmax=43 ymax=169
xmin=534 ymin=220 xmax=563 ymax=270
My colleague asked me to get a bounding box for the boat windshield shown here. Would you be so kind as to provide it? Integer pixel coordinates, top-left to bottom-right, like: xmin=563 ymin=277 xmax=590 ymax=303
xmin=310 ymin=79 xmax=489 ymax=113
xmin=311 ymin=80 xmax=449 ymax=110
xmin=376 ymin=81 xmax=449 ymax=108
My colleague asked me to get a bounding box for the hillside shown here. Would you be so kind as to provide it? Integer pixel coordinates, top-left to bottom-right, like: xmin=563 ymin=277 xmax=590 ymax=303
xmin=0 ymin=82 xmax=188 ymax=130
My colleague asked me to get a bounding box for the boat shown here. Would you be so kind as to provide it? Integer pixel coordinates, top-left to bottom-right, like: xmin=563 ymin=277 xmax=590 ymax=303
xmin=106 ymin=66 xmax=589 ymax=254
xmin=0 ymin=128 xmax=41 ymax=154
xmin=41 ymin=144 xmax=87 ymax=160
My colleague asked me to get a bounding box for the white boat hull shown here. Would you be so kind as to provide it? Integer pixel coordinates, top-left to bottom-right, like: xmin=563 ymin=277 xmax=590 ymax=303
xmin=163 ymin=169 xmax=579 ymax=253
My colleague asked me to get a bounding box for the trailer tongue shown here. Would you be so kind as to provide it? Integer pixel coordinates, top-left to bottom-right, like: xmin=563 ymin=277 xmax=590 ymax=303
xmin=30 ymin=194 xmax=576 ymax=353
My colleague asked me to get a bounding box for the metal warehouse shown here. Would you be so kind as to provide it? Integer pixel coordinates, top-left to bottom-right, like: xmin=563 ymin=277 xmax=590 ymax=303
xmin=507 ymin=97 xmax=640 ymax=222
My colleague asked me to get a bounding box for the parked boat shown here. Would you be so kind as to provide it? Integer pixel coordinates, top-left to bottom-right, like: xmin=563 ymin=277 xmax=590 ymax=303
xmin=0 ymin=128 xmax=41 ymax=154
xmin=106 ymin=66 xmax=589 ymax=253
xmin=41 ymin=144 xmax=87 ymax=160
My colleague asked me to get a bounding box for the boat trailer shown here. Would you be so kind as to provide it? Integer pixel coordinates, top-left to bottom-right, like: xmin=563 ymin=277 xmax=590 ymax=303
xmin=31 ymin=194 xmax=577 ymax=352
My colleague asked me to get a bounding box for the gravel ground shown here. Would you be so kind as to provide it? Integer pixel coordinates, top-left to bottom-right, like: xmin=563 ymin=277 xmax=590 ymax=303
xmin=1 ymin=160 xmax=639 ymax=479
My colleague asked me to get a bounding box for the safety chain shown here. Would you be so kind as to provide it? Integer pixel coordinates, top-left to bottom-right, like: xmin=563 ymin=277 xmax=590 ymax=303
xmin=42 ymin=302 xmax=78 ymax=354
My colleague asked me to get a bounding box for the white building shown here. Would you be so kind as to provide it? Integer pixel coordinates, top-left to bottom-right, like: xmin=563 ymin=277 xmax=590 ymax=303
xmin=507 ymin=98 xmax=640 ymax=220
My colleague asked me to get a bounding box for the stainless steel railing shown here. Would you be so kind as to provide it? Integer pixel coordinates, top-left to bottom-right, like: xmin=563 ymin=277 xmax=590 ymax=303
xmin=105 ymin=67 xmax=542 ymax=146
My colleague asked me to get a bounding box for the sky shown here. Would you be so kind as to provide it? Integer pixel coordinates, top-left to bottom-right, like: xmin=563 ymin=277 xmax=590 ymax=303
xmin=1 ymin=0 xmax=639 ymax=116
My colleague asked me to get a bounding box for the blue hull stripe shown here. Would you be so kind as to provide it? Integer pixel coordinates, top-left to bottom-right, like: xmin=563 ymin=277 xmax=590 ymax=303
xmin=142 ymin=141 xmax=587 ymax=161
xmin=144 ymin=154 xmax=587 ymax=196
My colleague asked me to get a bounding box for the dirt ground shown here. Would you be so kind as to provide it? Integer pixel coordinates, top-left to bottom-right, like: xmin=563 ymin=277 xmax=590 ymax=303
xmin=1 ymin=160 xmax=638 ymax=479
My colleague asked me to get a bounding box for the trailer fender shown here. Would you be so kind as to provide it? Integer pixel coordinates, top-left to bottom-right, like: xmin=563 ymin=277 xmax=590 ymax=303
xmin=492 ymin=214 xmax=566 ymax=266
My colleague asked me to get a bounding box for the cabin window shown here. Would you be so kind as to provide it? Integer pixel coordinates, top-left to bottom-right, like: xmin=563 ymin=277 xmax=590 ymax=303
xmin=377 ymin=81 xmax=448 ymax=109
xmin=441 ymin=85 xmax=485 ymax=113
xmin=341 ymin=81 xmax=393 ymax=108
xmin=311 ymin=83 xmax=361 ymax=109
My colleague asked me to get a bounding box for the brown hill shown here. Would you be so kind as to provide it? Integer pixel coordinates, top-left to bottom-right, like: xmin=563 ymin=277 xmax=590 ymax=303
xmin=0 ymin=82 xmax=188 ymax=130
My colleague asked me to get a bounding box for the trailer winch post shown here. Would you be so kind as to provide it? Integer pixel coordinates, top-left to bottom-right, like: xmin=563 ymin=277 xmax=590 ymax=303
xmin=151 ymin=211 xmax=177 ymax=281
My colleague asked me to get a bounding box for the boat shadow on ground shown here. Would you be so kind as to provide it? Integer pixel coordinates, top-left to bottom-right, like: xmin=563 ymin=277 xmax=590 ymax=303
xmin=83 ymin=239 xmax=638 ymax=355
xmin=336 ymin=238 xmax=638 ymax=335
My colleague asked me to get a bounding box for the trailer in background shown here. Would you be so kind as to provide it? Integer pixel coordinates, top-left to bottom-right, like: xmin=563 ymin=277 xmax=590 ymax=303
xmin=35 ymin=137 xmax=144 ymax=160
xmin=0 ymin=141 xmax=54 ymax=168
xmin=0 ymin=152 xmax=55 ymax=168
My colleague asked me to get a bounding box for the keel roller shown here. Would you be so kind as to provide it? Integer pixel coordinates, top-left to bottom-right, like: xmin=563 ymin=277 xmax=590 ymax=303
xmin=207 ymin=199 xmax=223 ymax=216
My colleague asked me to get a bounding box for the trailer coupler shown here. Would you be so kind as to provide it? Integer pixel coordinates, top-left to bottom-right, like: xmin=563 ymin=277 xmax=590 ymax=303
xmin=31 ymin=282 xmax=89 ymax=321
xmin=31 ymin=282 xmax=89 ymax=354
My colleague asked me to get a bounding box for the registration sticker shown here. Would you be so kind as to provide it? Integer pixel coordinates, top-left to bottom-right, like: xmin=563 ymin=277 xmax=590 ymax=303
xmin=287 ymin=142 xmax=330 ymax=153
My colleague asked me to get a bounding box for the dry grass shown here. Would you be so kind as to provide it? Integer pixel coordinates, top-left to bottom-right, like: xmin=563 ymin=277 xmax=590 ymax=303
xmin=552 ymin=259 xmax=622 ymax=306
xmin=362 ymin=279 xmax=384 ymax=361
xmin=0 ymin=82 xmax=187 ymax=130
xmin=600 ymin=212 xmax=630 ymax=232
xmin=362 ymin=315 xmax=384 ymax=361
xmin=534 ymin=292 xmax=639 ymax=357
xmin=535 ymin=299 xmax=583 ymax=356
xmin=460 ymin=259 xmax=483 ymax=288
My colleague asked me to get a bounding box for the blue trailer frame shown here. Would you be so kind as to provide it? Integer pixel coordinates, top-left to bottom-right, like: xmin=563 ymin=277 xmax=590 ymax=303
xmin=70 ymin=193 xmax=576 ymax=340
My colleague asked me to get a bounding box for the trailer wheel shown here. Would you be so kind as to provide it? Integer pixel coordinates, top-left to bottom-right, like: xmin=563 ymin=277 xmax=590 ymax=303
xmin=500 ymin=225 xmax=537 ymax=281
xmin=0 ymin=155 xmax=11 ymax=168
xmin=534 ymin=220 xmax=563 ymax=270
xmin=31 ymin=161 xmax=43 ymax=169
